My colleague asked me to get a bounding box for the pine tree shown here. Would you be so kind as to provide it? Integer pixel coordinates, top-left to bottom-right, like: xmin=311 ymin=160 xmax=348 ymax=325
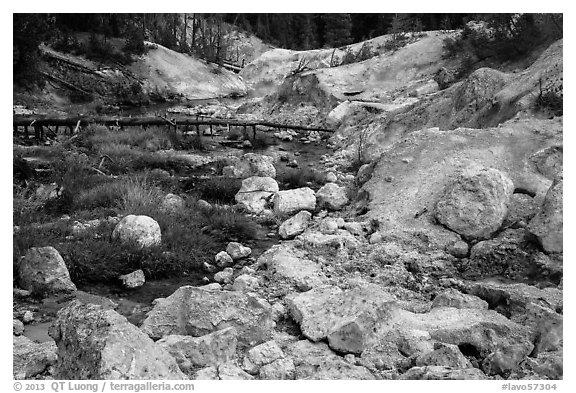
xmin=322 ymin=14 xmax=352 ymax=48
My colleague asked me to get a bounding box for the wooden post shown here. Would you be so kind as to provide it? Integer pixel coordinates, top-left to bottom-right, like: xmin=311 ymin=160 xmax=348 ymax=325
xmin=252 ymin=125 xmax=256 ymax=141
xmin=24 ymin=126 xmax=28 ymax=139
xmin=209 ymin=124 xmax=213 ymax=135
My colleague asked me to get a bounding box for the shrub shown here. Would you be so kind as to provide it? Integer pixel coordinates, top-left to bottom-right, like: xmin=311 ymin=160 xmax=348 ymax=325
xmin=251 ymin=133 xmax=276 ymax=149
xmin=195 ymin=177 xmax=242 ymax=204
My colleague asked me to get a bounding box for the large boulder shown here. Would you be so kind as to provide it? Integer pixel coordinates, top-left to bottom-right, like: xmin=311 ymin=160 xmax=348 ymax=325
xmin=316 ymin=183 xmax=349 ymax=211
xmin=257 ymin=244 xmax=328 ymax=291
xmin=242 ymin=340 xmax=285 ymax=374
xmin=273 ymin=188 xmax=316 ymax=216
xmin=278 ymin=211 xmax=312 ymax=239
xmin=156 ymin=327 xmax=237 ymax=372
xmin=401 ymin=366 xmax=487 ymax=380
xmin=13 ymin=335 xmax=57 ymax=379
xmin=234 ymin=176 xmax=279 ymax=214
xmin=228 ymin=153 xmax=276 ymax=179
xmin=285 ymin=284 xmax=396 ymax=354
xmin=49 ymin=300 xmax=186 ymax=379
xmin=112 ymin=215 xmax=161 ymax=248
xmin=141 ymin=286 xmax=275 ymax=348
xmin=434 ymin=166 xmax=514 ymax=240
xmin=360 ymin=118 xmax=561 ymax=250
xmin=18 ymin=246 xmax=76 ymax=296
xmin=527 ymin=180 xmax=563 ymax=253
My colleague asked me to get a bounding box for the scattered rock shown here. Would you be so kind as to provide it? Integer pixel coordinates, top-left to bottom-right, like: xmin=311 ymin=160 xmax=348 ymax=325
xmin=326 ymin=172 xmax=338 ymax=183
xmin=13 ymin=319 xmax=25 ymax=336
xmin=197 ymin=199 xmax=212 ymax=211
xmin=49 ymin=301 xmax=185 ymax=379
xmin=23 ymin=310 xmax=35 ymax=323
xmin=18 ymin=246 xmax=77 ymax=296
xmin=215 ymin=251 xmax=234 ymax=267
xmin=112 ymin=215 xmax=161 ymax=248
xmin=141 ymin=286 xmax=275 ymax=348
xmin=415 ymin=344 xmax=472 ymax=369
xmin=527 ymin=180 xmax=563 ymax=253
xmin=257 ymin=244 xmax=328 ymax=291
xmin=229 ymin=153 xmax=276 ymax=179
xmin=159 ymin=193 xmax=185 ymax=213
xmin=435 ymin=166 xmax=515 ymax=240
xmin=285 ymin=340 xmax=375 ymax=379
xmin=118 ymin=269 xmax=145 ymax=289
xmin=259 ymin=358 xmax=296 ymax=380
xmin=242 ymin=340 xmax=284 ymax=374
xmin=13 ymin=335 xmax=57 ymax=379
xmin=196 ymin=362 xmax=255 ymax=380
xmin=231 ymin=274 xmax=260 ymax=292
xmin=226 ymin=242 xmax=252 ymax=260
xmin=402 ymin=366 xmax=487 ymax=380
xmin=432 ymin=288 xmax=488 ymax=310
xmin=316 ymin=183 xmax=349 ymax=211
xmin=278 ymin=211 xmax=312 ymax=239
xmin=446 ymin=239 xmax=469 ymax=258
xmin=273 ymin=188 xmax=316 ymax=215
xmin=156 ymin=327 xmax=237 ymax=371
xmin=214 ymin=268 xmax=234 ymax=284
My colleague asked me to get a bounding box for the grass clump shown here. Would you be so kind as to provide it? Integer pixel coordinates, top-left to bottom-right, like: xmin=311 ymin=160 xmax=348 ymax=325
xmin=195 ymin=177 xmax=242 ymax=204
xmin=277 ymin=168 xmax=326 ymax=190
xmin=199 ymin=204 xmax=259 ymax=241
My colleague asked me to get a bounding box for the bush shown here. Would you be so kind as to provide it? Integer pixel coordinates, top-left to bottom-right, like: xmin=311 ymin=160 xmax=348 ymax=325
xmin=251 ymin=133 xmax=276 ymax=149
xmin=195 ymin=177 xmax=242 ymax=204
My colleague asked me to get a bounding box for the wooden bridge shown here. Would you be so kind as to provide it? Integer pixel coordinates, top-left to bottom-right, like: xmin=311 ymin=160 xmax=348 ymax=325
xmin=12 ymin=114 xmax=335 ymax=141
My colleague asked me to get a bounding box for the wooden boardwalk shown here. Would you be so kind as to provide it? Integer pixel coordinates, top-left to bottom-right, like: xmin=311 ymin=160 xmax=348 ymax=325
xmin=13 ymin=114 xmax=335 ymax=140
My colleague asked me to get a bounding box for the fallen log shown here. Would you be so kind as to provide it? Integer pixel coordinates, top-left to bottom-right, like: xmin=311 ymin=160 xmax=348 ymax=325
xmin=40 ymin=72 xmax=94 ymax=97
xmin=13 ymin=115 xmax=335 ymax=134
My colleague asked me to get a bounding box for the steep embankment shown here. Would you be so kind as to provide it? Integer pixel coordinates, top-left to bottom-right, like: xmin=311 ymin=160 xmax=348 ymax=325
xmin=130 ymin=42 xmax=248 ymax=100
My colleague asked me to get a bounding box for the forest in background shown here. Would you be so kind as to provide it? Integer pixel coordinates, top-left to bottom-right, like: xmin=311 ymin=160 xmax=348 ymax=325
xmin=14 ymin=13 xmax=562 ymax=87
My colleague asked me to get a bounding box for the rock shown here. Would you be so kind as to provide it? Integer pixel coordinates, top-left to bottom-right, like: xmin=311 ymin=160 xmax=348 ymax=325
xmin=402 ymin=366 xmax=487 ymax=380
xmin=356 ymin=163 xmax=375 ymax=185
xmin=203 ymin=262 xmax=216 ymax=272
xmin=226 ymin=242 xmax=252 ymax=260
xmin=467 ymin=228 xmax=531 ymax=279
xmin=118 ymin=269 xmax=145 ymax=289
xmin=159 ymin=193 xmax=185 ymax=213
xmin=13 ymin=319 xmax=24 ymax=336
xmin=197 ymin=199 xmax=212 ymax=211
xmin=215 ymin=251 xmax=233 ymax=267
xmin=194 ymin=363 xmax=254 ymax=380
xmin=326 ymin=172 xmax=338 ymax=183
xmin=49 ymin=300 xmax=185 ymax=379
xmin=410 ymin=79 xmax=439 ymax=97
xmin=13 ymin=288 xmax=31 ymax=298
xmin=112 ymin=214 xmax=161 ymax=248
xmin=446 ymin=240 xmax=469 ymax=258
xmin=434 ymin=166 xmax=514 ymax=240
xmin=319 ymin=217 xmax=339 ymax=233
xmin=273 ymin=187 xmax=316 ymax=216
xmin=231 ymin=274 xmax=260 ymax=292
xmin=237 ymin=176 xmax=279 ymax=193
xmin=286 ymin=285 xmax=396 ymax=354
xmin=259 ymin=358 xmax=296 ymax=380
xmin=483 ymin=343 xmax=533 ymax=376
xmin=35 ymin=182 xmax=62 ymax=202
xmin=287 ymin=159 xmax=299 ymax=168
xmin=229 ymin=153 xmax=276 ymax=179
xmin=504 ymin=193 xmax=538 ymax=228
xmin=528 ymin=180 xmax=563 ymax=253
xmin=214 ymin=268 xmax=234 ymax=284
xmin=156 ymin=327 xmax=237 ymax=371
xmin=242 ymin=140 xmax=253 ymax=148
xmin=141 ymin=286 xmax=275 ymax=348
xmin=299 ymin=230 xmax=360 ymax=249
xmin=434 ymin=67 xmax=457 ymax=89
xmin=13 ymin=335 xmax=57 ymax=379
xmin=198 ymin=283 xmax=222 ymax=291
xmin=343 ymin=222 xmax=365 ymax=236
xmin=242 ymin=340 xmax=284 ymax=374
xmin=235 ymin=183 xmax=275 ymax=214
xmin=415 ymin=344 xmax=472 ymax=368
xmin=257 ymin=244 xmax=328 ymax=291
xmin=150 ymin=168 xmax=171 ymax=178
xmin=432 ymin=288 xmax=488 ymax=310
xmin=316 ymin=183 xmax=349 ymax=211
xmin=22 ymin=310 xmax=35 ymax=323
xmin=326 ymin=101 xmax=360 ymax=128
xmin=18 ymin=246 xmax=77 ymax=296
xmin=285 ymin=340 xmax=375 ymax=380
xmin=278 ymin=211 xmax=312 ymax=239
